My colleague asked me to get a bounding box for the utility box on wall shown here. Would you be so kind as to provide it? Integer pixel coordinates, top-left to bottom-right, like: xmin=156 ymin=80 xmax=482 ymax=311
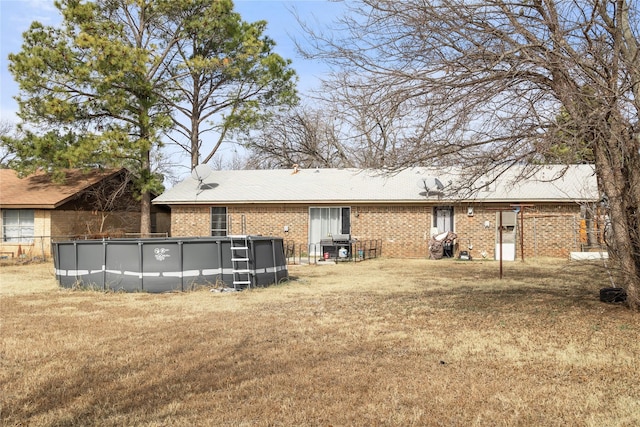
xmin=495 ymin=211 xmax=517 ymax=261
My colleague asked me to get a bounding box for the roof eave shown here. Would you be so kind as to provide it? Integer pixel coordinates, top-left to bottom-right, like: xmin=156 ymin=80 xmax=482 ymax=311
xmin=152 ymin=197 xmax=598 ymax=205
xmin=0 ymin=204 xmax=59 ymax=209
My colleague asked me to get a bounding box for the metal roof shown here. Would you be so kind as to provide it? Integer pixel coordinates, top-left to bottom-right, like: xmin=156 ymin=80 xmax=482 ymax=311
xmin=152 ymin=165 xmax=599 ymax=205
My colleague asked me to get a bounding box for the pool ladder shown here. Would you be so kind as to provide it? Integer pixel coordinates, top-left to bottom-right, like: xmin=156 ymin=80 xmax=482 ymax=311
xmin=230 ymin=235 xmax=252 ymax=290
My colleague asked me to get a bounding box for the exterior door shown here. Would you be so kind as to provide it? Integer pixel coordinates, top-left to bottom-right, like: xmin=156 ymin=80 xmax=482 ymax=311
xmin=495 ymin=211 xmax=517 ymax=261
xmin=308 ymin=207 xmax=350 ymax=253
xmin=434 ymin=207 xmax=453 ymax=233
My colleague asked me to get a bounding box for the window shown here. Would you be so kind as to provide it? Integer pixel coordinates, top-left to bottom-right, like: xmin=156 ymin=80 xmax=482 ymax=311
xmin=2 ymin=209 xmax=35 ymax=243
xmin=210 ymin=207 xmax=227 ymax=236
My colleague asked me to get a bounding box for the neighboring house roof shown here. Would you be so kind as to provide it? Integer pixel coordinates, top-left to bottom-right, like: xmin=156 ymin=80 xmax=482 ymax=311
xmin=153 ymin=164 xmax=599 ymax=205
xmin=0 ymin=168 xmax=126 ymax=209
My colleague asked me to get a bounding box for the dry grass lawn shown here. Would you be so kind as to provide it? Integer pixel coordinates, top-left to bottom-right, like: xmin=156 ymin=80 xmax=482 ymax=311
xmin=1 ymin=258 xmax=639 ymax=426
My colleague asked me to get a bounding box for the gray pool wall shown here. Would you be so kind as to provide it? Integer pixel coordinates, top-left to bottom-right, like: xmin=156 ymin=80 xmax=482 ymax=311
xmin=53 ymin=236 xmax=288 ymax=292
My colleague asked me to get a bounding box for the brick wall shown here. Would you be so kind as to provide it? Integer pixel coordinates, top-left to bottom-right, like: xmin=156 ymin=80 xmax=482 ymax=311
xmin=171 ymin=206 xmax=215 ymax=237
xmin=50 ymin=210 xmax=141 ymax=237
xmin=455 ymin=204 xmax=581 ymax=259
xmin=0 ymin=209 xmax=142 ymax=260
xmin=168 ymin=203 xmax=584 ymax=259
xmin=520 ymin=205 xmax=582 ymax=258
xmin=231 ymin=205 xmax=309 ymax=242
xmin=350 ymin=205 xmax=431 ymax=258
xmin=171 ymin=204 xmax=309 ymax=240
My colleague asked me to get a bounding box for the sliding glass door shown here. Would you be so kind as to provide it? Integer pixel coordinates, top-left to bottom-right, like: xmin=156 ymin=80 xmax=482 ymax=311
xmin=308 ymin=207 xmax=350 ymax=253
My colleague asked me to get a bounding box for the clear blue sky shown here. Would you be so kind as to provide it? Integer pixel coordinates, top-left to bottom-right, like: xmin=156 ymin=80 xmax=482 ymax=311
xmin=0 ymin=0 xmax=343 ymax=125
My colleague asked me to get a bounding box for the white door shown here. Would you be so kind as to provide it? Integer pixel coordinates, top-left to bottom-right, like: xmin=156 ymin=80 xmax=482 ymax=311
xmin=495 ymin=212 xmax=517 ymax=261
xmin=434 ymin=207 xmax=453 ymax=233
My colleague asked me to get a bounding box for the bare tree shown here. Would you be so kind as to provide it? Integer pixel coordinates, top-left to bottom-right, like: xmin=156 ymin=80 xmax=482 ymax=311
xmin=317 ymin=73 xmax=462 ymax=169
xmin=243 ymin=81 xmax=445 ymax=170
xmin=75 ymin=169 xmax=139 ymax=236
xmin=209 ymin=147 xmax=249 ymax=170
xmin=242 ymin=104 xmax=355 ymax=169
xmin=300 ymin=1 xmax=640 ymax=308
xmin=0 ymin=120 xmax=14 ymax=167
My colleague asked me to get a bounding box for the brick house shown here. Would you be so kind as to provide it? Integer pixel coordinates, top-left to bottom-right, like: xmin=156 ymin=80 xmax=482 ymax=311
xmin=0 ymin=168 xmax=170 ymax=259
xmin=152 ymin=165 xmax=601 ymax=260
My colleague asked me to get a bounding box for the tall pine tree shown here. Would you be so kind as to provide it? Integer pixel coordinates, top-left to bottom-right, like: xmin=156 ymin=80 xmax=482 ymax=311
xmin=6 ymin=0 xmax=297 ymax=234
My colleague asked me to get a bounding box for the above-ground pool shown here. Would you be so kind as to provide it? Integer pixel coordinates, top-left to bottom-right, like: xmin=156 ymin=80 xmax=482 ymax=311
xmin=53 ymin=236 xmax=288 ymax=292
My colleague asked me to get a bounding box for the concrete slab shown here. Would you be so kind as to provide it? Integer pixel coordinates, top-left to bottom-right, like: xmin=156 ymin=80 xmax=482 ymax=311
xmin=570 ymin=252 xmax=608 ymax=260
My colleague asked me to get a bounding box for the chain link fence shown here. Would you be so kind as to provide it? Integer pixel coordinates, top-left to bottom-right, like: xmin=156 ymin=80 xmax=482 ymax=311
xmin=0 ymin=233 xmax=169 ymax=263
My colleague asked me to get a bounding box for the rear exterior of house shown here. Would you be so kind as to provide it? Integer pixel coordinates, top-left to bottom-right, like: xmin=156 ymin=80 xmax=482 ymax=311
xmin=153 ymin=165 xmax=602 ymax=260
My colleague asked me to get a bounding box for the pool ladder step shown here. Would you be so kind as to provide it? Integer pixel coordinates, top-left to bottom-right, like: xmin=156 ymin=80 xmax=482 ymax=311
xmin=230 ymin=235 xmax=252 ymax=289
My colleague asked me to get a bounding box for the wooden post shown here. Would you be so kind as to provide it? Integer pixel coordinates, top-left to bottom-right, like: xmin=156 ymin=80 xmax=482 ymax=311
xmin=510 ymin=204 xmax=535 ymax=262
xmin=520 ymin=208 xmax=524 ymax=261
xmin=487 ymin=206 xmax=519 ymax=279
xmin=499 ymin=210 xmax=503 ymax=279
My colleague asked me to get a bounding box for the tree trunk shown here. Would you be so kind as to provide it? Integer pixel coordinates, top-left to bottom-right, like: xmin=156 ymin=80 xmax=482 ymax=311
xmin=140 ymin=139 xmax=153 ymax=238
xmin=594 ymin=125 xmax=640 ymax=310
xmin=140 ymin=190 xmax=152 ymax=238
xmin=190 ymin=117 xmax=199 ymax=170
xmin=189 ymin=81 xmax=200 ymax=170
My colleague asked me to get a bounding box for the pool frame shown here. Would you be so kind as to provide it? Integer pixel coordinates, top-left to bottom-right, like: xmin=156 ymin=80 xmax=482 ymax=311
xmin=52 ymin=236 xmax=288 ymax=292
